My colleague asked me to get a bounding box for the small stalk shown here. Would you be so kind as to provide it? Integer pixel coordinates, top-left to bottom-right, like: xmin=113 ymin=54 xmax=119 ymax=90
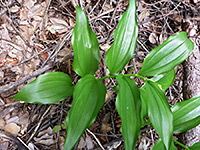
xmin=172 ymin=139 xmax=190 ymax=150
xmin=97 ymin=75 xmax=117 ymax=80
xmin=124 ymin=74 xmax=152 ymax=82
xmin=98 ymin=74 xmax=152 ymax=82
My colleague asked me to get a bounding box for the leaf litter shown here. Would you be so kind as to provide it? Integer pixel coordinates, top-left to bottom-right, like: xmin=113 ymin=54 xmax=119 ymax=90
xmin=0 ymin=0 xmax=199 ymax=149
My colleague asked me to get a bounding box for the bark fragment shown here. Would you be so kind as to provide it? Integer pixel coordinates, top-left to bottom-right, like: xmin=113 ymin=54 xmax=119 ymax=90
xmin=181 ymin=19 xmax=200 ymax=147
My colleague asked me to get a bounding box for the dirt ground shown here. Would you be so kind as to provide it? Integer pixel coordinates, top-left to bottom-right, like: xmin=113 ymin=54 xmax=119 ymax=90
xmin=0 ymin=0 xmax=200 ymax=149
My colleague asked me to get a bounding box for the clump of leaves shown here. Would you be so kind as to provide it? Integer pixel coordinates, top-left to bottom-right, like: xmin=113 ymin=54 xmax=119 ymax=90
xmin=14 ymin=0 xmax=200 ymax=150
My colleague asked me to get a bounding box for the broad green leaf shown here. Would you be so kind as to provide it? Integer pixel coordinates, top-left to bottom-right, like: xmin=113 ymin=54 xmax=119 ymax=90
xmin=152 ymin=139 xmax=177 ymax=150
xmin=151 ymin=69 xmax=175 ymax=91
xmin=116 ymin=74 xmax=141 ymax=150
xmin=64 ymin=74 xmax=106 ymax=150
xmin=142 ymin=82 xmax=173 ymax=150
xmin=190 ymin=142 xmax=200 ymax=150
xmin=106 ymin=0 xmax=138 ymax=74
xmin=14 ymin=72 xmax=73 ymax=104
xmin=172 ymin=95 xmax=200 ymax=133
xmin=140 ymin=85 xmax=148 ymax=122
xmin=139 ymin=32 xmax=194 ymax=76
xmin=72 ymin=7 xmax=100 ymax=76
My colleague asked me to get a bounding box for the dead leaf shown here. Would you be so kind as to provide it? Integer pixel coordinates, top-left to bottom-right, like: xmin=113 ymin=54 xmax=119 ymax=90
xmin=193 ymin=0 xmax=200 ymax=3
xmin=35 ymin=44 xmax=49 ymax=61
xmin=0 ymin=119 xmax=5 ymax=130
xmin=6 ymin=116 xmax=19 ymax=124
xmin=4 ymin=123 xmax=20 ymax=137
xmin=49 ymin=18 xmax=69 ymax=34
xmin=100 ymin=43 xmax=110 ymax=52
xmin=86 ymin=135 xmax=94 ymax=149
xmin=24 ymin=0 xmax=37 ymax=9
xmin=35 ymin=138 xmax=56 ymax=145
xmin=100 ymin=112 xmax=112 ymax=136
xmin=10 ymin=6 xmax=20 ymax=13
xmin=149 ymin=33 xmax=158 ymax=44
xmin=159 ymin=34 xmax=167 ymax=44
xmin=17 ymin=111 xmax=29 ymax=125
xmin=0 ymin=139 xmax=9 ymax=150
xmin=78 ymin=137 xmax=86 ymax=149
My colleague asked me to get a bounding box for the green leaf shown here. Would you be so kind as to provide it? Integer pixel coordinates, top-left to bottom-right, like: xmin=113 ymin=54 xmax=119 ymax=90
xmin=106 ymin=0 xmax=138 ymax=75
xmin=53 ymin=125 xmax=61 ymax=133
xmin=140 ymin=85 xmax=148 ymax=122
xmin=61 ymin=120 xmax=67 ymax=129
xmin=152 ymin=139 xmax=177 ymax=150
xmin=14 ymin=72 xmax=73 ymax=104
xmin=172 ymin=95 xmax=200 ymax=133
xmin=116 ymin=74 xmax=141 ymax=149
xmin=139 ymin=32 xmax=194 ymax=76
xmin=112 ymin=85 xmax=119 ymax=92
xmin=64 ymin=74 xmax=106 ymax=150
xmin=142 ymin=82 xmax=173 ymax=150
xmin=151 ymin=69 xmax=175 ymax=91
xmin=72 ymin=7 xmax=100 ymax=76
xmin=190 ymin=142 xmax=200 ymax=150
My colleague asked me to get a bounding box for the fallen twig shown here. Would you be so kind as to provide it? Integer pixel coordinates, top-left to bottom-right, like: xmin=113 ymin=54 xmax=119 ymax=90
xmin=0 ymin=130 xmax=29 ymax=150
xmin=0 ymin=53 xmax=73 ymax=94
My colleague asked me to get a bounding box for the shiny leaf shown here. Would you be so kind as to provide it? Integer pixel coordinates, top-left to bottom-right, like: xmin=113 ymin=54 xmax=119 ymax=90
xmin=64 ymin=75 xmax=106 ymax=150
xmin=139 ymin=32 xmax=194 ymax=76
xmin=142 ymin=82 xmax=173 ymax=150
xmin=172 ymin=95 xmax=200 ymax=133
xmin=151 ymin=69 xmax=175 ymax=91
xmin=152 ymin=139 xmax=177 ymax=150
xmin=116 ymin=74 xmax=141 ymax=149
xmin=72 ymin=7 xmax=100 ymax=76
xmin=106 ymin=0 xmax=138 ymax=74
xmin=140 ymin=85 xmax=148 ymax=122
xmin=190 ymin=142 xmax=200 ymax=150
xmin=14 ymin=72 xmax=73 ymax=104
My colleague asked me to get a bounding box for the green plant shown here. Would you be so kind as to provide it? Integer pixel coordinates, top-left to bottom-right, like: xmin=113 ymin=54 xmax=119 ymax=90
xmin=13 ymin=0 xmax=200 ymax=150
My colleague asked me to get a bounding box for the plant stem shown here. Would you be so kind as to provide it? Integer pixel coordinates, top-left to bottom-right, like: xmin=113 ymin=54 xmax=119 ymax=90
xmin=124 ymin=74 xmax=152 ymax=82
xmin=97 ymin=74 xmax=152 ymax=82
xmin=97 ymin=75 xmax=117 ymax=80
xmin=172 ymin=139 xmax=190 ymax=150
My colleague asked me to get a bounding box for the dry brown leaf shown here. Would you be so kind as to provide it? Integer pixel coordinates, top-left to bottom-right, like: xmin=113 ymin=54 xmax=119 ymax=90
xmin=78 ymin=137 xmax=86 ymax=149
xmin=100 ymin=43 xmax=110 ymax=52
xmin=100 ymin=112 xmax=112 ymax=134
xmin=0 ymin=52 xmax=7 ymax=67
xmin=24 ymin=0 xmax=37 ymax=9
xmin=86 ymin=135 xmax=94 ymax=149
xmin=149 ymin=33 xmax=158 ymax=44
xmin=0 ymin=119 xmax=5 ymax=130
xmin=10 ymin=6 xmax=20 ymax=13
xmin=193 ymin=0 xmax=200 ymax=3
xmin=0 ymin=24 xmax=11 ymax=56
xmin=6 ymin=116 xmax=19 ymax=124
xmin=0 ymin=139 xmax=9 ymax=150
xmin=4 ymin=123 xmax=20 ymax=137
xmin=35 ymin=138 xmax=56 ymax=145
xmin=18 ymin=111 xmax=29 ymax=125
xmin=49 ymin=18 xmax=69 ymax=34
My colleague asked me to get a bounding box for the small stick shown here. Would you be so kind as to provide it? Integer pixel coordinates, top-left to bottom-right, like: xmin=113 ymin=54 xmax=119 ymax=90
xmin=0 ymin=0 xmax=14 ymax=17
xmin=42 ymin=0 xmax=52 ymax=31
xmin=86 ymin=129 xmax=105 ymax=150
xmin=0 ymin=130 xmax=29 ymax=150
xmin=26 ymin=106 xmax=52 ymax=144
xmin=0 ymin=53 xmax=73 ymax=93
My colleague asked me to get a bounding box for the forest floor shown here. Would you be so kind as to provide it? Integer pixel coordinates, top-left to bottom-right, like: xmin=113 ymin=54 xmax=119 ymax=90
xmin=0 ymin=0 xmax=199 ymax=149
